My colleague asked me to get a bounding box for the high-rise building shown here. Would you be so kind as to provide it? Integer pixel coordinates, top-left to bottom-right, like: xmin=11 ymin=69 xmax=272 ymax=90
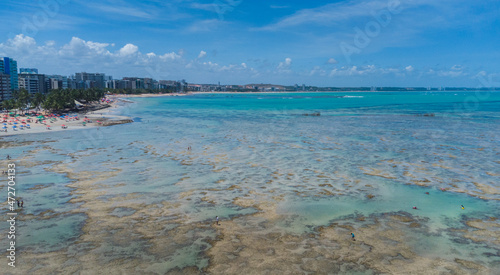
xmin=19 ymin=68 xmax=38 ymax=74
xmin=0 ymin=73 xmax=11 ymax=101
xmin=46 ymin=75 xmax=69 ymax=90
xmin=18 ymin=73 xmax=46 ymax=95
xmin=74 ymin=72 xmax=106 ymax=88
xmin=1 ymin=57 xmax=18 ymax=91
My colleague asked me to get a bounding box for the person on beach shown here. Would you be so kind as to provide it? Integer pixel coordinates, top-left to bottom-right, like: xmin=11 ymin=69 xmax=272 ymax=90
xmin=21 ymin=201 xmax=24 ymax=207
xmin=216 ymin=216 xmax=220 ymax=225
xmin=351 ymin=233 xmax=355 ymax=241
xmin=17 ymin=200 xmax=20 ymax=207
xmin=6 ymin=154 xmax=10 ymax=160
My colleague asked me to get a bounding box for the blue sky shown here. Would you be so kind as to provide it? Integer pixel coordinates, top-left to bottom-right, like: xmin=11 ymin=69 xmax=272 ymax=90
xmin=0 ymin=0 xmax=499 ymax=86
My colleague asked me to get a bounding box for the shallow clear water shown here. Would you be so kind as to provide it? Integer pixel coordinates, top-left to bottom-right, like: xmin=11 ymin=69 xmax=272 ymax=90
xmin=1 ymin=91 xmax=499 ymax=270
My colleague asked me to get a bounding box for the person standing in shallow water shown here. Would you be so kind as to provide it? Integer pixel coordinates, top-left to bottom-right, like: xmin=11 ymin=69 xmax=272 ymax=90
xmin=21 ymin=200 xmax=24 ymax=207
xmin=351 ymin=233 xmax=355 ymax=241
xmin=216 ymin=216 xmax=220 ymax=225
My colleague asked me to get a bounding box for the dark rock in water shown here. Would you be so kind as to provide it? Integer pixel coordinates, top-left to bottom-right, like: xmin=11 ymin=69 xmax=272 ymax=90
xmin=451 ymin=238 xmax=470 ymax=245
xmin=416 ymin=113 xmax=435 ymax=117
xmin=483 ymin=252 xmax=500 ymax=258
xmin=102 ymin=119 xmax=134 ymax=126
xmin=303 ymin=112 xmax=320 ymax=116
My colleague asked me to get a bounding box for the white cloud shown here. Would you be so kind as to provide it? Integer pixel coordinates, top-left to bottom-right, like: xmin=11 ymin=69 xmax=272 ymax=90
xmin=437 ymin=70 xmax=466 ymax=78
xmin=119 ymin=44 xmax=139 ymax=56
xmin=426 ymin=65 xmax=467 ymax=78
xmin=187 ymin=19 xmax=223 ymax=32
xmin=94 ymin=4 xmax=153 ymax=19
xmin=270 ymin=5 xmax=290 ymax=9
xmin=329 ymin=65 xmax=404 ymax=77
xmin=0 ymin=35 xmax=191 ymax=77
xmin=327 ymin=58 xmax=338 ymax=64
xmin=0 ymin=34 xmax=37 ymax=52
xmin=277 ymin=57 xmax=292 ymax=70
xmin=310 ymin=66 xmax=327 ymax=76
xmin=2 ymin=34 xmax=494 ymax=86
xmin=45 ymin=40 xmax=56 ymax=47
xmin=198 ymin=50 xmax=207 ymax=59
xmin=257 ymin=0 xmax=390 ymax=31
xmin=159 ymin=52 xmax=181 ymax=61
xmin=59 ymin=37 xmax=111 ymax=57
xmin=190 ymin=3 xmax=216 ymax=12
xmin=256 ymin=0 xmax=479 ymax=31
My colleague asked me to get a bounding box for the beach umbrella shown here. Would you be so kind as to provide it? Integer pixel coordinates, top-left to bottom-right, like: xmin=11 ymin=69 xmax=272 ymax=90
xmin=2 ymin=126 xmax=6 ymax=129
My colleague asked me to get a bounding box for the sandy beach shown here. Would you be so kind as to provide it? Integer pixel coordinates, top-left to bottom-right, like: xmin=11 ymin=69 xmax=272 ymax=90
xmin=0 ymin=100 xmax=133 ymax=137
xmin=0 ymin=92 xmax=193 ymax=137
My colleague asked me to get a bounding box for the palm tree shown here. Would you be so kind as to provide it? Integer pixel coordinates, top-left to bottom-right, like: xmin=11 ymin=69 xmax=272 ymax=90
xmin=32 ymin=92 xmax=45 ymax=111
xmin=1 ymin=99 xmax=14 ymax=111
xmin=17 ymin=89 xmax=30 ymax=112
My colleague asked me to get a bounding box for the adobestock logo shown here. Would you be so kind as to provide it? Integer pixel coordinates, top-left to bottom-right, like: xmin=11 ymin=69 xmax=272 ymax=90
xmin=340 ymin=0 xmax=402 ymax=63
xmin=19 ymin=0 xmax=71 ymax=37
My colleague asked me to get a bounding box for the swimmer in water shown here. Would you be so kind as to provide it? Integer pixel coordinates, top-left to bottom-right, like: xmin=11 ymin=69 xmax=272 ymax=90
xmin=413 ymin=206 xmax=418 ymax=210
xmin=461 ymin=205 xmax=465 ymax=210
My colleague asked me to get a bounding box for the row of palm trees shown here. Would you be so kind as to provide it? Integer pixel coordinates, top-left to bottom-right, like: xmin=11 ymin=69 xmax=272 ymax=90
xmin=1 ymin=88 xmax=106 ymax=113
xmin=1 ymin=87 xmax=185 ymax=113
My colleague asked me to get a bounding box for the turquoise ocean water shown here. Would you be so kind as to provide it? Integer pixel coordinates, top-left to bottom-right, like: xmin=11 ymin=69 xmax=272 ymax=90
xmin=1 ymin=91 xmax=499 ymax=270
